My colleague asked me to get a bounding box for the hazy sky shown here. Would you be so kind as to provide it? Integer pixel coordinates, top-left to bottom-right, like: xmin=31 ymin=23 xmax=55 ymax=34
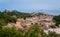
xmin=0 ymin=0 xmax=60 ymax=15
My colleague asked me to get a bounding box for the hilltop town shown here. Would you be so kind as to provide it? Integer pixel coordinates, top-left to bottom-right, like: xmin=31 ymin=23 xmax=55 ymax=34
xmin=0 ymin=9 xmax=60 ymax=37
xmin=3 ymin=9 xmax=55 ymax=29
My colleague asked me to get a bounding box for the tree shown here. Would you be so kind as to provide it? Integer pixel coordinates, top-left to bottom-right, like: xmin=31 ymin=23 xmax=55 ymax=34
xmin=53 ymin=15 xmax=60 ymax=26
xmin=0 ymin=26 xmax=25 ymax=37
xmin=25 ymin=23 xmax=42 ymax=37
xmin=0 ymin=19 xmax=6 ymax=28
xmin=48 ymin=31 xmax=58 ymax=37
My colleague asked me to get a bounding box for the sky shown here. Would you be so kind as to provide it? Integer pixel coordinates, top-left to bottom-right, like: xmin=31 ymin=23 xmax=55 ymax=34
xmin=0 ymin=0 xmax=60 ymax=15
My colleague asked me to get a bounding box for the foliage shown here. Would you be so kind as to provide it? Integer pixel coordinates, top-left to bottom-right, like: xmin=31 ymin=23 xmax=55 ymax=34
xmin=0 ymin=19 xmax=6 ymax=28
xmin=25 ymin=23 xmax=42 ymax=37
xmin=49 ymin=25 xmax=56 ymax=28
xmin=53 ymin=15 xmax=60 ymax=26
xmin=10 ymin=10 xmax=32 ymax=18
xmin=0 ymin=26 xmax=25 ymax=37
xmin=47 ymin=31 xmax=59 ymax=37
xmin=0 ymin=24 xmax=60 ymax=37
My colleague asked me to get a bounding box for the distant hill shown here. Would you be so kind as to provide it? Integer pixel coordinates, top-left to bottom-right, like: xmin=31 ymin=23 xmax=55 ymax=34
xmin=42 ymin=10 xmax=60 ymax=15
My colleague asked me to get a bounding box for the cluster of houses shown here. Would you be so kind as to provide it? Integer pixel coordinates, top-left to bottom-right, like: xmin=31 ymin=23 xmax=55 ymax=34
xmin=7 ymin=12 xmax=55 ymax=29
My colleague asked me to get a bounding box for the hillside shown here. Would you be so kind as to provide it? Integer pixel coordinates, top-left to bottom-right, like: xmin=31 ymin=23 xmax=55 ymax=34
xmin=0 ymin=10 xmax=60 ymax=27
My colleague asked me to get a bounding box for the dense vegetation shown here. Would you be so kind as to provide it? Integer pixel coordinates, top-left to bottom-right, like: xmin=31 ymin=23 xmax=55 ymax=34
xmin=0 ymin=23 xmax=60 ymax=37
xmin=53 ymin=15 xmax=60 ymax=26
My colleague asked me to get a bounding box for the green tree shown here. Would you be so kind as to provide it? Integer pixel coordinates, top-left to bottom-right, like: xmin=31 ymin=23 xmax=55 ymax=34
xmin=53 ymin=15 xmax=60 ymax=26
xmin=0 ymin=19 xmax=6 ymax=28
xmin=25 ymin=23 xmax=42 ymax=37
xmin=0 ymin=26 xmax=25 ymax=37
xmin=48 ymin=31 xmax=58 ymax=37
